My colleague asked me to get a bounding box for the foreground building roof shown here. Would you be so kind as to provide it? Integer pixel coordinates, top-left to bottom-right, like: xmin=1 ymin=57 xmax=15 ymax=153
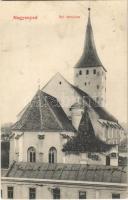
xmin=12 ymin=90 xmax=76 ymax=132
xmin=3 ymin=162 xmax=127 ymax=184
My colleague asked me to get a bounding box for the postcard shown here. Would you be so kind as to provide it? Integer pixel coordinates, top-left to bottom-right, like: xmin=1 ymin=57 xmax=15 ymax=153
xmin=1 ymin=1 xmax=127 ymax=199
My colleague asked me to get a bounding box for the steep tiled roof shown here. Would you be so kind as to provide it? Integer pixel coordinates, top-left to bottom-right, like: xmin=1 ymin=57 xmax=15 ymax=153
xmin=12 ymin=90 xmax=76 ymax=132
xmin=63 ymin=108 xmax=114 ymax=153
xmin=3 ymin=162 xmax=127 ymax=184
xmin=75 ymin=10 xmax=106 ymax=71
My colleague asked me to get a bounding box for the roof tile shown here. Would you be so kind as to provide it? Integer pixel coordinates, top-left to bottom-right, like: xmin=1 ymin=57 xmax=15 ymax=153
xmin=4 ymin=162 xmax=127 ymax=184
xmin=12 ymin=90 xmax=75 ymax=132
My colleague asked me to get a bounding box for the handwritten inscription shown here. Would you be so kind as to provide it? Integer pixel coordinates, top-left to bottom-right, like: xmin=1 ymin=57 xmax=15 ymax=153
xmin=13 ymin=16 xmax=38 ymax=20
xmin=59 ymin=15 xmax=80 ymax=19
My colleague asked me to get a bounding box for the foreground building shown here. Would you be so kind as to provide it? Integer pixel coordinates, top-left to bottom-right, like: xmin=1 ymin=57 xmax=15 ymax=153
xmin=1 ymin=9 xmax=127 ymax=199
xmin=1 ymin=162 xmax=127 ymax=199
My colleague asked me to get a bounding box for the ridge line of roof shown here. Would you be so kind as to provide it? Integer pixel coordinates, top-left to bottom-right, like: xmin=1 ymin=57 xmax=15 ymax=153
xmin=45 ymin=97 xmax=64 ymax=130
xmin=2 ymin=177 xmax=127 ymax=187
xmin=42 ymin=72 xmax=119 ymax=123
xmin=12 ymin=101 xmax=33 ymax=130
xmin=12 ymin=90 xmax=41 ymax=131
xmin=41 ymin=72 xmax=62 ymax=91
xmin=41 ymin=90 xmax=76 ymax=132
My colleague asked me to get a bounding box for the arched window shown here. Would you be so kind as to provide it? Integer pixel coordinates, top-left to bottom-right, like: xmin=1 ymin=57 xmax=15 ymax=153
xmin=49 ymin=147 xmax=57 ymax=163
xmin=27 ymin=147 xmax=36 ymax=162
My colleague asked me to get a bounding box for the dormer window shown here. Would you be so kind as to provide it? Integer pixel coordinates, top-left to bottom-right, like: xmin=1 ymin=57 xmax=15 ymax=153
xmin=93 ymin=69 xmax=96 ymax=74
xmin=79 ymin=70 xmax=82 ymax=75
xmin=86 ymin=70 xmax=89 ymax=75
xmin=59 ymin=81 xmax=62 ymax=85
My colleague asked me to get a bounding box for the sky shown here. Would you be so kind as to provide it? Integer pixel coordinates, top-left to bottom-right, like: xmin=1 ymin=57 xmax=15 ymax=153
xmin=0 ymin=0 xmax=127 ymax=124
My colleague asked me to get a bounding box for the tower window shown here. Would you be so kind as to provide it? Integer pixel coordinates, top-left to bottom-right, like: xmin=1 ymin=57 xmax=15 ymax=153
xmin=97 ymin=85 xmax=100 ymax=89
xmin=29 ymin=188 xmax=36 ymax=199
xmin=86 ymin=70 xmax=89 ymax=75
xmin=79 ymin=70 xmax=82 ymax=75
xmin=49 ymin=147 xmax=57 ymax=163
xmin=85 ymin=82 xmax=86 ymax=86
xmin=59 ymin=81 xmax=62 ymax=85
xmin=93 ymin=69 xmax=96 ymax=74
xmin=7 ymin=187 xmax=13 ymax=199
xmin=27 ymin=147 xmax=36 ymax=162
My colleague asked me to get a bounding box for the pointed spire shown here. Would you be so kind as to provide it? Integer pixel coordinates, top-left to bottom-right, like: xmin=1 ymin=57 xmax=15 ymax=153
xmin=75 ymin=8 xmax=106 ymax=71
xmin=88 ymin=7 xmax=91 ymax=25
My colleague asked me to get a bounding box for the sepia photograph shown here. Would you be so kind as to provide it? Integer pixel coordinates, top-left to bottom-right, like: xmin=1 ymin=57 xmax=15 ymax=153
xmin=0 ymin=0 xmax=127 ymax=199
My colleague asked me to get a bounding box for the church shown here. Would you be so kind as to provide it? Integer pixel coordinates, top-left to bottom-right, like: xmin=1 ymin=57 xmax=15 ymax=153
xmin=1 ymin=9 xmax=127 ymax=199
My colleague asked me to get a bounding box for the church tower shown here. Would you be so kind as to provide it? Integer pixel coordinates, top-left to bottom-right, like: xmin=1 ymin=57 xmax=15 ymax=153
xmin=74 ymin=8 xmax=107 ymax=106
